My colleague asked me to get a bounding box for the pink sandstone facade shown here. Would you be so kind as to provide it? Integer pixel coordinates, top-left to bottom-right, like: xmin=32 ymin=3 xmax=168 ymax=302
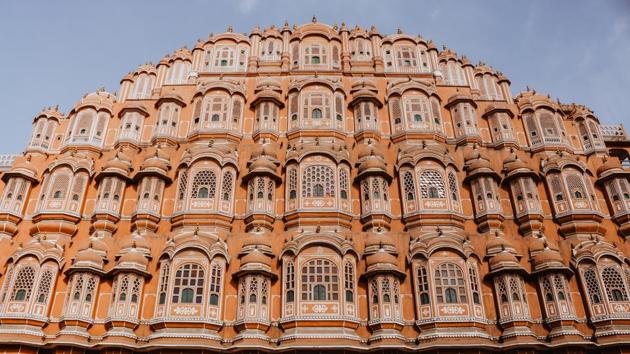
xmin=0 ymin=18 xmax=629 ymax=353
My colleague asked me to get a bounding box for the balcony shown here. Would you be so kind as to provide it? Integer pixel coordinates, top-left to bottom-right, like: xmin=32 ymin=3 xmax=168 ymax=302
xmin=0 ymin=155 xmax=18 ymax=172
xmin=602 ymin=124 xmax=628 ymax=143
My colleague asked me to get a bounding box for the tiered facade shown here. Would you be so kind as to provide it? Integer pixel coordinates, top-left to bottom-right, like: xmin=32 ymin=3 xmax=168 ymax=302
xmin=0 ymin=19 xmax=629 ymax=353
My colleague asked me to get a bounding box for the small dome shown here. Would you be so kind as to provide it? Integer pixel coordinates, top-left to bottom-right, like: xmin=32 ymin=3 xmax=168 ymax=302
xmin=486 ymin=233 xmax=516 ymax=254
xmin=365 ymin=233 xmax=395 ymax=249
xmin=356 ymin=143 xmax=385 ymax=160
xmin=366 ymin=250 xmax=398 ymax=267
xmin=241 ymin=249 xmax=271 ymax=267
xmin=250 ymin=142 xmax=279 ymax=160
xmin=358 ymin=157 xmax=387 ymax=175
xmin=101 ymin=150 xmax=133 ymax=178
xmin=503 ymin=150 xmax=529 ymax=173
xmin=249 ymin=155 xmax=278 ymax=174
xmin=488 ymin=251 xmax=519 ymax=269
xmin=140 ymin=147 xmax=171 ymax=176
xmin=119 ymin=232 xmax=151 ymax=253
xmin=118 ymin=249 xmax=149 ymax=267
xmin=73 ymin=246 xmax=104 ymax=269
xmin=532 ymin=248 xmax=564 ymax=268
xmin=242 ymin=234 xmax=272 ymax=249
xmin=89 ymin=237 xmax=108 ymax=254
xmin=5 ymin=155 xmax=38 ymax=181
xmin=597 ymin=156 xmax=623 ymax=177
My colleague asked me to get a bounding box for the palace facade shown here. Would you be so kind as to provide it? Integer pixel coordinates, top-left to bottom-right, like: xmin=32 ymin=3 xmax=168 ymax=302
xmin=0 ymin=18 xmax=629 ymax=353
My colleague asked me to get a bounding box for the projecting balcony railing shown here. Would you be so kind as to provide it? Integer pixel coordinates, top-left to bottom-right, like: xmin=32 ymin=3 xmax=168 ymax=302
xmin=64 ymin=135 xmax=103 ymax=147
xmin=455 ymin=127 xmax=481 ymax=138
xmin=0 ymin=154 xmax=18 ymax=171
xmin=529 ymin=135 xmax=569 ymax=148
xmin=602 ymin=124 xmax=628 ymax=142
xmin=117 ymin=130 xmax=140 ymax=142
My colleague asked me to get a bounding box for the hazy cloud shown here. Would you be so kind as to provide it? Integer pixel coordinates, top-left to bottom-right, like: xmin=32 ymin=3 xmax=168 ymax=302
xmin=237 ymin=0 xmax=258 ymax=14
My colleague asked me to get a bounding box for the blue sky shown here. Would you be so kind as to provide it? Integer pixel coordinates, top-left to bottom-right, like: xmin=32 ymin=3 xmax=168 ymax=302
xmin=0 ymin=0 xmax=628 ymax=153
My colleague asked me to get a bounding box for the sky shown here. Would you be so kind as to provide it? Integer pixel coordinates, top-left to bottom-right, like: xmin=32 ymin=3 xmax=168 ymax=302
xmin=0 ymin=0 xmax=628 ymax=154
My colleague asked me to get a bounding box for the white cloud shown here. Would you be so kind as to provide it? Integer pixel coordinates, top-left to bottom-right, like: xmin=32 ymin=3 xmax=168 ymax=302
xmin=237 ymin=0 xmax=258 ymax=14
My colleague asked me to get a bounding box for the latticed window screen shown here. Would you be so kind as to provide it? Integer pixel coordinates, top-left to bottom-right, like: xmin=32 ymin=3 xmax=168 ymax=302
xmin=419 ymin=170 xmax=446 ymax=199
xmin=176 ymin=170 xmax=188 ymax=201
xmin=539 ymin=111 xmax=558 ymax=136
xmin=602 ymin=266 xmax=629 ymax=302
xmin=370 ymin=279 xmax=379 ymax=304
xmin=496 ymin=276 xmax=508 ymax=303
xmin=344 ymin=261 xmax=354 ymax=302
xmin=157 ymin=262 xmax=170 ymax=305
xmin=549 ymin=174 xmax=565 ymax=201
xmin=301 ymin=259 xmax=338 ymax=301
xmin=35 ymin=268 xmax=54 ymax=303
xmin=340 ymin=169 xmax=349 ymax=199
xmin=566 ymin=173 xmax=587 ymax=199
xmin=288 ymin=168 xmax=297 ymax=199
xmin=381 ymin=278 xmax=391 ymax=303
xmin=203 ymin=96 xmax=229 ymax=123
xmin=11 ymin=266 xmax=35 ymax=301
xmin=509 ymin=277 xmax=525 ymax=301
xmin=434 ymin=263 xmax=467 ymax=304
xmin=448 ymin=171 xmax=459 ymax=201
xmin=396 ymin=46 xmax=417 ymax=67
xmin=403 ymin=170 xmax=416 ymax=201
xmin=267 ymin=180 xmax=274 ymax=201
xmin=541 ymin=276 xmax=554 ymax=301
xmin=417 ymin=266 xmax=430 ymax=304
xmin=232 ymin=99 xmax=242 ymax=124
xmin=85 ymin=275 xmax=97 ymax=302
xmin=214 ymin=47 xmax=235 ymax=68
xmin=583 ymin=267 xmax=603 ymax=304
xmin=302 ymin=93 xmax=331 ymax=121
xmin=209 ymin=263 xmax=223 ymax=306
xmin=172 ymin=263 xmax=204 ymax=304
xmin=371 ymin=178 xmax=381 ymax=199
xmin=390 ymin=97 xmax=403 ymax=126
xmin=190 ymin=170 xmax=216 ymax=199
xmin=71 ymin=174 xmax=87 ymax=202
xmin=50 ymin=173 xmax=70 ymax=200
xmin=405 ymin=96 xmax=430 ymax=124
xmin=468 ymin=264 xmax=481 ymax=304
xmin=302 ymin=165 xmax=335 ymax=198
xmin=285 ymin=261 xmax=295 ymax=302
xmin=553 ymin=274 xmax=569 ymax=301
xmin=221 ymin=171 xmax=234 ymax=201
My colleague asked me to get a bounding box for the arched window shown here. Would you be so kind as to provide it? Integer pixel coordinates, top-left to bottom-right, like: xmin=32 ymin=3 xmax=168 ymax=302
xmin=221 ymin=171 xmax=234 ymax=201
xmin=301 ymin=259 xmax=338 ymax=301
xmin=172 ymin=264 xmax=204 ymax=304
xmin=417 ymin=266 xmax=430 ymax=305
xmin=312 ymin=108 xmax=322 ymax=119
xmin=35 ymin=269 xmax=54 ymax=304
xmin=344 ymin=261 xmax=355 ymax=303
xmin=11 ymin=266 xmax=36 ymax=301
xmin=208 ymin=262 xmax=223 ymax=306
xmin=583 ymin=267 xmax=603 ymax=304
xmin=419 ymin=170 xmax=446 ymax=199
xmin=190 ymin=170 xmax=216 ymax=199
xmin=302 ymin=165 xmax=335 ymax=198
xmin=288 ymin=168 xmax=297 ymax=200
xmin=157 ymin=262 xmax=170 ymax=305
xmin=285 ymin=261 xmax=295 ymax=302
xmin=403 ymin=170 xmax=416 ymax=201
xmin=602 ymin=266 xmax=629 ymax=302
xmin=340 ymin=169 xmax=349 ymax=200
xmin=434 ymin=263 xmax=467 ymax=304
